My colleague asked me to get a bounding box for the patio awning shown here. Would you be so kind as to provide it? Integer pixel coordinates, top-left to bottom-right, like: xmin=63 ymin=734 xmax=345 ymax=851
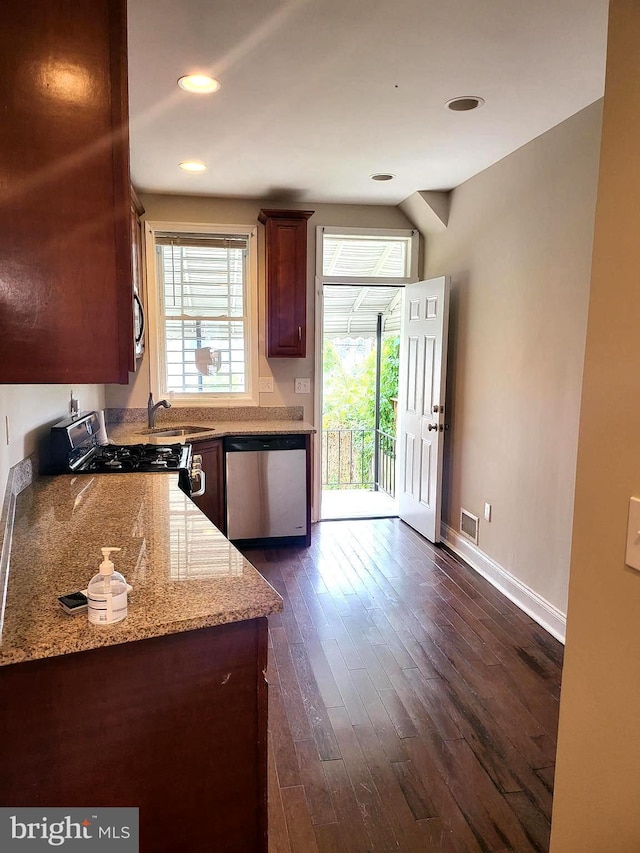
xmin=323 ymin=285 xmax=403 ymax=337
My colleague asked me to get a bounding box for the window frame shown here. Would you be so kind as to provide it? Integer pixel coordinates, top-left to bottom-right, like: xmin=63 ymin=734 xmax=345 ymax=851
xmin=316 ymin=226 xmax=420 ymax=285
xmin=145 ymin=220 xmax=259 ymax=407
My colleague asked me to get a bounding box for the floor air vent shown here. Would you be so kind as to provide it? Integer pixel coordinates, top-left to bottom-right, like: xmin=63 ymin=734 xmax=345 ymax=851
xmin=460 ymin=508 xmax=479 ymax=544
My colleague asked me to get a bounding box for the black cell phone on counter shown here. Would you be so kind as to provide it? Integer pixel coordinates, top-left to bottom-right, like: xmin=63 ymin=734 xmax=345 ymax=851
xmin=58 ymin=591 xmax=88 ymax=615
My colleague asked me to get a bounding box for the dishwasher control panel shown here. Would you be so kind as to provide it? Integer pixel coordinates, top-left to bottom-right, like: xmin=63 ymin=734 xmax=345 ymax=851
xmin=224 ymin=434 xmax=307 ymax=453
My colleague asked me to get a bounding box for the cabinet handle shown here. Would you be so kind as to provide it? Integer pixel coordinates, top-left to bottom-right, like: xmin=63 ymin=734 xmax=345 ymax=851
xmin=298 ymin=326 xmax=302 ymax=342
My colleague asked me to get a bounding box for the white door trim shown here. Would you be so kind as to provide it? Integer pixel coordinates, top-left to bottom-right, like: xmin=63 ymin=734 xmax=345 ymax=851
xmin=312 ymin=275 xmax=323 ymax=523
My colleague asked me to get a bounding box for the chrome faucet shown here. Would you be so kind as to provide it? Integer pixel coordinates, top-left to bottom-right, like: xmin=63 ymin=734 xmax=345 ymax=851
xmin=147 ymin=393 xmax=171 ymax=428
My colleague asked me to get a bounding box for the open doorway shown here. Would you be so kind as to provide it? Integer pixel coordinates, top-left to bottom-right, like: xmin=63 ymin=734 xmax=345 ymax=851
xmin=320 ymin=285 xmax=402 ymax=520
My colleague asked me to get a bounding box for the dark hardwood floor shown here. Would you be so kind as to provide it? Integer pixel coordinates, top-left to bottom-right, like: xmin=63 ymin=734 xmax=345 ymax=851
xmin=241 ymin=518 xmax=562 ymax=853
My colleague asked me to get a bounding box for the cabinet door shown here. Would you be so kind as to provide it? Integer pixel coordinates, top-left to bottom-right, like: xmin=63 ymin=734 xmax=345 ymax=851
xmin=0 ymin=619 xmax=269 ymax=852
xmin=191 ymin=438 xmax=226 ymax=533
xmin=0 ymin=0 xmax=133 ymax=384
xmin=258 ymin=209 xmax=314 ymax=358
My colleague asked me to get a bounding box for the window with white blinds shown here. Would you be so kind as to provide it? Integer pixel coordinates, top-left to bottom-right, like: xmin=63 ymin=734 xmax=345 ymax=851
xmin=148 ymin=224 xmax=258 ymax=403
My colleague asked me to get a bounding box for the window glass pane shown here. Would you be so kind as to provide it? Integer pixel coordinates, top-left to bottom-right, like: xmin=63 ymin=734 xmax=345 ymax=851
xmin=323 ymin=235 xmax=409 ymax=277
xmin=161 ymin=245 xmax=245 ymax=319
xmin=164 ymin=319 xmax=246 ymax=394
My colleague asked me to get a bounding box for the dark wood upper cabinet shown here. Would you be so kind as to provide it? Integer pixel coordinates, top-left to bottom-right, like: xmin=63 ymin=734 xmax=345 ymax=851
xmin=0 ymin=0 xmax=133 ymax=384
xmin=258 ymin=209 xmax=314 ymax=358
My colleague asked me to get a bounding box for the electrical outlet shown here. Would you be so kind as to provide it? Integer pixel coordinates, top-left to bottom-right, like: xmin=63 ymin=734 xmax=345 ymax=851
xmin=258 ymin=377 xmax=274 ymax=393
xmin=484 ymin=502 xmax=492 ymax=522
xmin=295 ymin=378 xmax=310 ymax=394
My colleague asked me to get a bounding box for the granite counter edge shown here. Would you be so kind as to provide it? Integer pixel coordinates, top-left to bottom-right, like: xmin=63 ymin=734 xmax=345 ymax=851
xmin=0 ymin=597 xmax=283 ymax=667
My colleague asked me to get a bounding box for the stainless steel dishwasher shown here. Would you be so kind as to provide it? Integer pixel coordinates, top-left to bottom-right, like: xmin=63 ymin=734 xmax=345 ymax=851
xmin=225 ymin=434 xmax=309 ymax=545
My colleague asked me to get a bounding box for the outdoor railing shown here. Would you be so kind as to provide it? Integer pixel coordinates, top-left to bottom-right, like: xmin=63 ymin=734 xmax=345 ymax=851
xmin=376 ymin=428 xmax=396 ymax=498
xmin=322 ymin=428 xmax=396 ymax=497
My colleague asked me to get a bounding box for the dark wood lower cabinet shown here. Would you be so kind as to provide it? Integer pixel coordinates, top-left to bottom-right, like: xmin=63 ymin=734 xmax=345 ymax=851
xmin=0 ymin=618 xmax=268 ymax=852
xmin=190 ymin=437 xmax=226 ymax=534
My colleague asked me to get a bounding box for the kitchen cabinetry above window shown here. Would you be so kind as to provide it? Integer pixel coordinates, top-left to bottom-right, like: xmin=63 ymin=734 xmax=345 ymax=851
xmin=0 ymin=0 xmax=133 ymax=384
xmin=258 ymin=209 xmax=314 ymax=358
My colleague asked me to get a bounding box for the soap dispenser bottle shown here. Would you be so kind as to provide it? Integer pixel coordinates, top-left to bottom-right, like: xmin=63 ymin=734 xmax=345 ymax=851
xmin=87 ymin=547 xmax=128 ymax=625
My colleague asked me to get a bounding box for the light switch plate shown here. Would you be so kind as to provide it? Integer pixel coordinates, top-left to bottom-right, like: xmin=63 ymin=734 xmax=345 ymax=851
xmin=484 ymin=503 xmax=492 ymax=522
xmin=295 ymin=378 xmax=310 ymax=394
xmin=259 ymin=377 xmax=273 ymax=393
xmin=625 ymin=496 xmax=640 ymax=571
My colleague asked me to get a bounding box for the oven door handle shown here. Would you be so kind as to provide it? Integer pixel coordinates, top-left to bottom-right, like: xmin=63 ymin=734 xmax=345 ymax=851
xmin=191 ymin=468 xmax=206 ymax=498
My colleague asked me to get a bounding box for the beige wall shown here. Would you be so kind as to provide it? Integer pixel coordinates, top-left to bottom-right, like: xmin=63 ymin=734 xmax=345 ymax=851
xmin=420 ymin=102 xmax=602 ymax=614
xmin=105 ymin=196 xmax=412 ymax=422
xmin=551 ymin=2 xmax=640 ymax=849
xmin=0 ymin=384 xmax=105 ymax=493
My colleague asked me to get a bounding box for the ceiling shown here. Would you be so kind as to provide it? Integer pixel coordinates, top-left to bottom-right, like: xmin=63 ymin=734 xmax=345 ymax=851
xmin=127 ymin=0 xmax=609 ymax=205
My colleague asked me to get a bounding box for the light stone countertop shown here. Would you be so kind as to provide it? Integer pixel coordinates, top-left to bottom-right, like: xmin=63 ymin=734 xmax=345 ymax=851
xmin=107 ymin=419 xmax=316 ymax=445
xmin=0 ymin=472 xmax=283 ymax=666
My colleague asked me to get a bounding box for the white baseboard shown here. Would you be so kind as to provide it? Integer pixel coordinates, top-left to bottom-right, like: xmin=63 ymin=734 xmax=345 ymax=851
xmin=441 ymin=523 xmax=566 ymax=644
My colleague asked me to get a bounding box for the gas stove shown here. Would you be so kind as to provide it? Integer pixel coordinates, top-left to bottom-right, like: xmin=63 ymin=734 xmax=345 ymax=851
xmin=48 ymin=411 xmax=195 ymax=495
xmin=80 ymin=443 xmax=190 ymax=473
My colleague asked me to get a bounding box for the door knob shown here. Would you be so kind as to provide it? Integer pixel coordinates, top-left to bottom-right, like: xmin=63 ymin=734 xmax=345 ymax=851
xmin=427 ymin=423 xmax=438 ymax=431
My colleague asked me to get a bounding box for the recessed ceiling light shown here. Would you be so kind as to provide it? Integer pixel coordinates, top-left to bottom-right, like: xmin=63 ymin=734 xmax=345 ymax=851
xmin=177 ymin=74 xmax=220 ymax=94
xmin=370 ymin=173 xmax=395 ymax=182
xmin=445 ymin=96 xmax=485 ymax=112
xmin=179 ymin=160 xmax=207 ymax=172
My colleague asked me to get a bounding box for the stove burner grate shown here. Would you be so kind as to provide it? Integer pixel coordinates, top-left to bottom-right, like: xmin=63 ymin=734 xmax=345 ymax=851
xmin=80 ymin=443 xmax=188 ymax=473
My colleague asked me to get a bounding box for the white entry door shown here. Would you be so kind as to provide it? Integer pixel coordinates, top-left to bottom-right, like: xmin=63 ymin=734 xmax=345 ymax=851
xmin=398 ymin=276 xmax=450 ymax=543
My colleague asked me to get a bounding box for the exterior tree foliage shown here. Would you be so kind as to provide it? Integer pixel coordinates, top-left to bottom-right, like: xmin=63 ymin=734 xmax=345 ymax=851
xmin=322 ymin=335 xmax=399 ymax=489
